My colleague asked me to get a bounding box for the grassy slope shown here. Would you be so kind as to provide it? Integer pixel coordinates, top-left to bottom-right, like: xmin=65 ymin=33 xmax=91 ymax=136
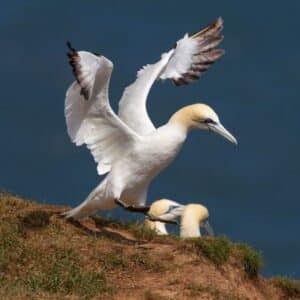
xmin=0 ymin=193 xmax=299 ymax=300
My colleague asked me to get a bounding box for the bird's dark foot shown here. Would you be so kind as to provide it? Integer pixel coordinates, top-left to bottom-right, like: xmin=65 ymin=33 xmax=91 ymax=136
xmin=114 ymin=199 xmax=150 ymax=213
xmin=145 ymin=213 xmax=178 ymax=225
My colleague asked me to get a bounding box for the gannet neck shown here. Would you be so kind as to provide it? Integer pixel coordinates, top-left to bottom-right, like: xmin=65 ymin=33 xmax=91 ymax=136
xmin=169 ymin=103 xmax=219 ymax=131
xmin=180 ymin=204 xmax=209 ymax=238
xmin=144 ymin=219 xmax=168 ymax=235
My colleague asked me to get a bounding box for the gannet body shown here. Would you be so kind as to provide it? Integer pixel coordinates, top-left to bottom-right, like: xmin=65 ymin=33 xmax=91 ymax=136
xmin=63 ymin=17 xmax=237 ymax=220
xmin=145 ymin=200 xmax=213 ymax=238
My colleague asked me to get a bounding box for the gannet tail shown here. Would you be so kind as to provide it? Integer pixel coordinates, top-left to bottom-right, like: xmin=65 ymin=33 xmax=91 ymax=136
xmin=62 ymin=201 xmax=94 ymax=220
xmin=62 ymin=178 xmax=115 ymax=220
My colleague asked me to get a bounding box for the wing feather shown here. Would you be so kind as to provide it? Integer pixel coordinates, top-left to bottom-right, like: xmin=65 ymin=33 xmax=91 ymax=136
xmin=160 ymin=17 xmax=224 ymax=85
xmin=118 ymin=17 xmax=224 ymax=134
xmin=65 ymin=43 xmax=140 ymax=175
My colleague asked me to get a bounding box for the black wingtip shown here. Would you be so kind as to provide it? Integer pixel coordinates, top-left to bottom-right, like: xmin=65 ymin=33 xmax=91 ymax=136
xmin=66 ymin=41 xmax=76 ymax=53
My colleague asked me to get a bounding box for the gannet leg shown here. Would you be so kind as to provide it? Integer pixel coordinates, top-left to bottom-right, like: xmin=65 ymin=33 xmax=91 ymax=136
xmin=114 ymin=199 xmax=178 ymax=225
xmin=114 ymin=198 xmax=150 ymax=213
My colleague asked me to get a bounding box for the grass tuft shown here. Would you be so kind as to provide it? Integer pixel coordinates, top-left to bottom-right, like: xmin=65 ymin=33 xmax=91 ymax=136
xmin=21 ymin=210 xmax=50 ymax=229
xmin=271 ymin=276 xmax=300 ymax=298
xmin=190 ymin=236 xmax=232 ymax=266
xmin=234 ymin=243 xmax=263 ymax=278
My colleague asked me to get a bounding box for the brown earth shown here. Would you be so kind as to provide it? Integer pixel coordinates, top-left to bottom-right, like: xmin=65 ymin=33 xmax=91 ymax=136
xmin=0 ymin=192 xmax=298 ymax=300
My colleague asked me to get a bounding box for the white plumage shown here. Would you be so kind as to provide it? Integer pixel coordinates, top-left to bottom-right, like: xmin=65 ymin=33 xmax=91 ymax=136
xmin=63 ymin=18 xmax=237 ymax=220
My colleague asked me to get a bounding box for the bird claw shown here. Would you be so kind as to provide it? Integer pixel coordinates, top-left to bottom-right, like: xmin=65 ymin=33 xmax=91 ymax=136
xmin=114 ymin=199 xmax=150 ymax=213
xmin=114 ymin=199 xmax=177 ymax=224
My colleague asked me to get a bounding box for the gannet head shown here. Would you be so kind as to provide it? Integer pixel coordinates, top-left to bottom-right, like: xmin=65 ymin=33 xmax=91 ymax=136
xmin=170 ymin=103 xmax=237 ymax=145
xmin=180 ymin=203 xmax=214 ymax=238
xmin=144 ymin=199 xmax=184 ymax=235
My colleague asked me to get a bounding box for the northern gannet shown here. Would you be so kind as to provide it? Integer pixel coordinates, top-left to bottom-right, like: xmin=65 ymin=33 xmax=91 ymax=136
xmin=145 ymin=200 xmax=213 ymax=238
xmin=180 ymin=204 xmax=213 ymax=238
xmin=144 ymin=199 xmax=185 ymax=235
xmin=63 ymin=17 xmax=237 ymax=220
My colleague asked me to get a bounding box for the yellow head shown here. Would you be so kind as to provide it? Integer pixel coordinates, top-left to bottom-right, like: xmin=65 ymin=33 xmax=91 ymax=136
xmin=180 ymin=203 xmax=214 ymax=238
xmin=170 ymin=103 xmax=237 ymax=144
xmin=144 ymin=199 xmax=184 ymax=235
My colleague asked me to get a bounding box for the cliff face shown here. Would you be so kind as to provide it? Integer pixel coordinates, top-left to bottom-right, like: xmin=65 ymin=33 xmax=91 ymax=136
xmin=0 ymin=193 xmax=299 ymax=300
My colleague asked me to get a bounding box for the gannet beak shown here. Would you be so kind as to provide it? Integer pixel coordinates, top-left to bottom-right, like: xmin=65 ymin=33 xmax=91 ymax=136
xmin=201 ymin=220 xmax=214 ymax=236
xmin=208 ymin=122 xmax=238 ymax=145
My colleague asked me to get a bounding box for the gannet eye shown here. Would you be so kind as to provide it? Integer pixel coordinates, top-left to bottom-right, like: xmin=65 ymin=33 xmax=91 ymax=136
xmin=203 ymin=118 xmax=216 ymax=124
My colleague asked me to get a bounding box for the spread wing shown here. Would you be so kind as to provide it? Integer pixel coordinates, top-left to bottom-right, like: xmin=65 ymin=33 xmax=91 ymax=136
xmin=65 ymin=43 xmax=140 ymax=175
xmin=118 ymin=17 xmax=224 ymax=135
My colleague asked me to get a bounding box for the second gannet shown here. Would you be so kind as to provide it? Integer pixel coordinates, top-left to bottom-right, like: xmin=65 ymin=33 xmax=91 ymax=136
xmin=180 ymin=204 xmax=213 ymax=238
xmin=145 ymin=200 xmax=213 ymax=237
xmin=144 ymin=199 xmax=185 ymax=235
xmin=63 ymin=17 xmax=237 ymax=220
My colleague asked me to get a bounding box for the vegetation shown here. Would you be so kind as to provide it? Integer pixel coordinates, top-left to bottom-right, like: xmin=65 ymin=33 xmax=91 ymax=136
xmin=271 ymin=276 xmax=300 ymax=298
xmin=185 ymin=236 xmax=263 ymax=279
xmin=234 ymin=243 xmax=263 ymax=278
xmin=187 ymin=236 xmax=232 ymax=266
xmin=0 ymin=192 xmax=297 ymax=299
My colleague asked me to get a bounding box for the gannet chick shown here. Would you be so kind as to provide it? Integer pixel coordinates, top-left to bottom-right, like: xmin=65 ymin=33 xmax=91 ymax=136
xmin=180 ymin=204 xmax=213 ymax=238
xmin=144 ymin=199 xmax=185 ymax=235
xmin=63 ymin=17 xmax=237 ymax=220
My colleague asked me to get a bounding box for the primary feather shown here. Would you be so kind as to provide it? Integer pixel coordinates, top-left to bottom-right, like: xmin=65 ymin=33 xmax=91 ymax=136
xmin=118 ymin=17 xmax=224 ymax=135
xmin=65 ymin=44 xmax=140 ymax=175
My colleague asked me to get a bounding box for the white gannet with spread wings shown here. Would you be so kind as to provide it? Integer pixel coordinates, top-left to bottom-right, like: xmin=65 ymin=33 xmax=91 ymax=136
xmin=63 ymin=17 xmax=237 ymax=220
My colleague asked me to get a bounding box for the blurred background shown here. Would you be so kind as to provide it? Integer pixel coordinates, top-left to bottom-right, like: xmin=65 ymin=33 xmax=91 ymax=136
xmin=0 ymin=0 xmax=299 ymax=278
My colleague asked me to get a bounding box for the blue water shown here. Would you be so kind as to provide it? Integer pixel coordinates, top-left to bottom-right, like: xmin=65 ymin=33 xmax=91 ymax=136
xmin=1 ymin=1 xmax=299 ymax=278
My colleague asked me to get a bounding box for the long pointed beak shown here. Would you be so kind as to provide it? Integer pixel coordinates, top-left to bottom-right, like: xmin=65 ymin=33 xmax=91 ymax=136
xmin=157 ymin=205 xmax=185 ymax=222
xmin=208 ymin=122 xmax=238 ymax=145
xmin=201 ymin=220 xmax=214 ymax=236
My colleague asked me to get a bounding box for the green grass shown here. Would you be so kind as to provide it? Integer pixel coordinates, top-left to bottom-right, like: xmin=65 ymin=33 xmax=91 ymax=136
xmin=23 ymin=248 xmax=111 ymax=299
xmin=189 ymin=236 xmax=232 ymax=266
xmin=185 ymin=237 xmax=263 ymax=278
xmin=234 ymin=243 xmax=263 ymax=278
xmin=271 ymin=276 xmax=300 ymax=298
xmin=0 ymin=193 xmax=113 ymax=298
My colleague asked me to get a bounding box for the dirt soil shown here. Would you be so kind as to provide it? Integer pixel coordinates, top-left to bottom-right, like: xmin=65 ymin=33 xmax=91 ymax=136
xmin=0 ymin=193 xmax=296 ymax=300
